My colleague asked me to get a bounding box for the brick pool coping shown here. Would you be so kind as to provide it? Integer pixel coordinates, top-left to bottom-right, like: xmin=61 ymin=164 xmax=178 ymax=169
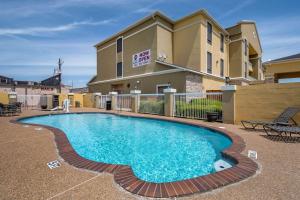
xmin=11 ymin=112 xmax=258 ymax=198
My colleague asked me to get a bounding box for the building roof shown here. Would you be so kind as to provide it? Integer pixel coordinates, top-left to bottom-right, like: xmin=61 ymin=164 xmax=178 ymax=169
xmin=264 ymin=53 xmax=300 ymax=64
xmin=226 ymin=20 xmax=263 ymax=53
xmin=94 ymin=9 xmax=229 ymax=48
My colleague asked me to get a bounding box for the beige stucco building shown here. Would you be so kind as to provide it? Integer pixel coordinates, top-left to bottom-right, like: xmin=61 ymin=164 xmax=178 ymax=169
xmin=88 ymin=9 xmax=263 ymax=94
xmin=263 ymin=53 xmax=300 ymax=83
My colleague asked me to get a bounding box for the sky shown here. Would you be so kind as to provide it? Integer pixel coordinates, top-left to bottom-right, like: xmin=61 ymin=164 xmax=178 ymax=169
xmin=0 ymin=0 xmax=299 ymax=87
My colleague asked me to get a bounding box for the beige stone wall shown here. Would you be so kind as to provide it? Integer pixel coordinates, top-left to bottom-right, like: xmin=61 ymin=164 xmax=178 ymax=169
xmin=185 ymin=73 xmax=203 ymax=93
xmin=235 ymin=83 xmax=300 ymax=124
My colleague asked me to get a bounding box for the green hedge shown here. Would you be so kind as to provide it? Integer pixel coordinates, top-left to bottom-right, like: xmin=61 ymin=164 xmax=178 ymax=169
xmin=139 ymin=100 xmax=164 ymax=115
xmin=175 ymin=98 xmax=222 ymax=117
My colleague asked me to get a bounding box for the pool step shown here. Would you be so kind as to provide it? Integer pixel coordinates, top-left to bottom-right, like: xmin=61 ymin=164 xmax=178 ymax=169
xmin=214 ymin=159 xmax=232 ymax=171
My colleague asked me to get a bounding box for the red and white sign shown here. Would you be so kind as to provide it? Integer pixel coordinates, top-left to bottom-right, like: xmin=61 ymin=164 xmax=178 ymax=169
xmin=132 ymin=49 xmax=151 ymax=68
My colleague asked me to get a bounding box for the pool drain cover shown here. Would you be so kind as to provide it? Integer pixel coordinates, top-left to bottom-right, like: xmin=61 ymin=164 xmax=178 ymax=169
xmin=47 ymin=160 xmax=61 ymax=169
xmin=248 ymin=150 xmax=257 ymax=159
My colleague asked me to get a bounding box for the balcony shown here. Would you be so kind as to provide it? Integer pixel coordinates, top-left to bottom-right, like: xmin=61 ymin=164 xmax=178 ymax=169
xmin=248 ymin=62 xmax=253 ymax=72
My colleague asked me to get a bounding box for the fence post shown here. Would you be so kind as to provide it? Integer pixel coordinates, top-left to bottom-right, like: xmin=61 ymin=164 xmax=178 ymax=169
xmin=164 ymin=88 xmax=177 ymax=117
xmin=130 ymin=90 xmax=141 ymax=113
xmin=221 ymin=85 xmax=237 ymax=124
xmin=109 ymin=91 xmax=118 ymax=111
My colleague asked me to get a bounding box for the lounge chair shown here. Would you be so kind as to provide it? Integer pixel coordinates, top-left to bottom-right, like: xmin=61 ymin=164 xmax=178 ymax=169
xmin=263 ymin=125 xmax=300 ymax=142
xmin=13 ymin=102 xmax=22 ymax=113
xmin=241 ymin=107 xmax=299 ymax=130
xmin=0 ymin=104 xmax=11 ymax=116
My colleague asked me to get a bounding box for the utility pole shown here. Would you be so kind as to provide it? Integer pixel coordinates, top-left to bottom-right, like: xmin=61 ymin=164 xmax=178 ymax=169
xmin=57 ymin=58 xmax=64 ymax=93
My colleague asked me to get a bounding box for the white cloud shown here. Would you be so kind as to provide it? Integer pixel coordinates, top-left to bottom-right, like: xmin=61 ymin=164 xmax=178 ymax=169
xmin=0 ymin=19 xmax=114 ymax=36
xmin=0 ymin=0 xmax=153 ymax=17
xmin=258 ymin=16 xmax=300 ymax=61
xmin=220 ymin=0 xmax=255 ymax=18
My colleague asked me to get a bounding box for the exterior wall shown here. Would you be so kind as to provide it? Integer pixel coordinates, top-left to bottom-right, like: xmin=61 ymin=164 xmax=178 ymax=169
xmin=0 ymin=85 xmax=69 ymax=95
xmin=97 ymin=45 xmax=116 ymax=81
xmin=173 ymin=15 xmax=201 ymax=71
xmin=89 ymin=71 xmax=187 ymax=94
xmin=241 ymin=24 xmax=262 ymax=55
xmin=185 ymin=73 xmax=202 ymax=93
xmin=90 ymin=11 xmax=262 ymax=93
xmin=0 ymin=92 xmax=9 ymax=104
xmin=265 ymin=60 xmax=300 ymax=76
xmin=83 ymin=94 xmax=94 ymax=107
xmin=122 ymin=26 xmax=158 ymax=76
xmin=59 ymin=94 xmax=68 ymax=107
xmin=251 ymin=58 xmax=262 ymax=79
xmin=227 ymin=22 xmax=262 ymax=80
xmin=228 ymin=40 xmax=243 ymax=78
xmin=96 ymin=23 xmax=171 ymax=82
xmin=0 ymin=86 xmax=13 ymax=93
xmin=73 ymin=94 xmax=84 ymax=107
xmin=157 ymin=26 xmax=173 ymax=63
xmin=199 ymin=16 xmax=229 ymax=77
xmin=202 ymin=76 xmax=225 ymax=91
xmin=235 ymin=83 xmax=300 ymax=124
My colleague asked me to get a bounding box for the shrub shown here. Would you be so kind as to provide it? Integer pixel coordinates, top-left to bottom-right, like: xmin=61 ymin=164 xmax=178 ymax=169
xmin=139 ymin=100 xmax=164 ymax=115
xmin=175 ymin=98 xmax=222 ymax=118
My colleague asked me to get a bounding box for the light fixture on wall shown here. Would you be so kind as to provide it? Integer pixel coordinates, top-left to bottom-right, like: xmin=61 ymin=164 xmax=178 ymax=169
xmin=225 ymin=77 xmax=231 ymax=85
xmin=158 ymin=53 xmax=167 ymax=62
xmin=135 ymin=80 xmax=141 ymax=90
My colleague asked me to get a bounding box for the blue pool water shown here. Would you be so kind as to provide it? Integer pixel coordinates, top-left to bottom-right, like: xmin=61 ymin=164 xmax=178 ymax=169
xmin=20 ymin=113 xmax=232 ymax=183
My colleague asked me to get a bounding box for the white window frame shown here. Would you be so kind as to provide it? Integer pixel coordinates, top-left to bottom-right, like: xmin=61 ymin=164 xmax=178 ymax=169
xmin=156 ymin=83 xmax=170 ymax=94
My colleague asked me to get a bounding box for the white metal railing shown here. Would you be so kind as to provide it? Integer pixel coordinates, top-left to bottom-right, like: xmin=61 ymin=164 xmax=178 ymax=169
xmin=17 ymin=94 xmax=41 ymax=109
xmin=97 ymin=95 xmax=110 ymax=109
xmin=116 ymin=94 xmax=132 ymax=111
xmin=173 ymin=92 xmax=222 ymax=120
xmin=138 ymin=94 xmax=165 ymax=115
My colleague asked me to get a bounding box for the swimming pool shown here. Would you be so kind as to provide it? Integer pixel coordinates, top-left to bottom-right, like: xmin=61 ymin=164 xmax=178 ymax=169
xmin=20 ymin=113 xmax=233 ymax=183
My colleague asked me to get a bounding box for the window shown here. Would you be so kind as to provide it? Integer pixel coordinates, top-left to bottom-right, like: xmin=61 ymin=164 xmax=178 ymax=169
xmin=156 ymin=84 xmax=170 ymax=94
xmin=244 ymin=62 xmax=248 ymax=78
xmin=117 ymin=62 xmax=123 ymax=77
xmin=220 ymin=34 xmax=224 ymax=52
xmin=220 ymin=59 xmax=224 ymax=77
xmin=207 ymin=52 xmax=212 ymax=74
xmin=117 ymin=37 xmax=123 ymax=53
xmin=244 ymin=39 xmax=247 ymax=56
xmin=207 ymin=22 xmax=212 ymax=44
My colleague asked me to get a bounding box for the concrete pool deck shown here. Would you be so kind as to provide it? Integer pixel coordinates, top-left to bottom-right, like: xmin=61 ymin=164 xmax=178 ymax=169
xmin=0 ymin=108 xmax=299 ymax=199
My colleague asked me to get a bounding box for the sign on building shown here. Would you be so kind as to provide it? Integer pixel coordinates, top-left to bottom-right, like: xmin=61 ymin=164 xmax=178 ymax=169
xmin=132 ymin=49 xmax=151 ymax=68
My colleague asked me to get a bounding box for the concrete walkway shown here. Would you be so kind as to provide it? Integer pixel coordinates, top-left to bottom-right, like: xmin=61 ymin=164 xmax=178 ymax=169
xmin=0 ymin=108 xmax=299 ymax=200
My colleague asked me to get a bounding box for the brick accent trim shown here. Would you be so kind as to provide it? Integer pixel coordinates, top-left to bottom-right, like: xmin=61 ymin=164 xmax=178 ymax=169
xmin=12 ymin=112 xmax=258 ymax=198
